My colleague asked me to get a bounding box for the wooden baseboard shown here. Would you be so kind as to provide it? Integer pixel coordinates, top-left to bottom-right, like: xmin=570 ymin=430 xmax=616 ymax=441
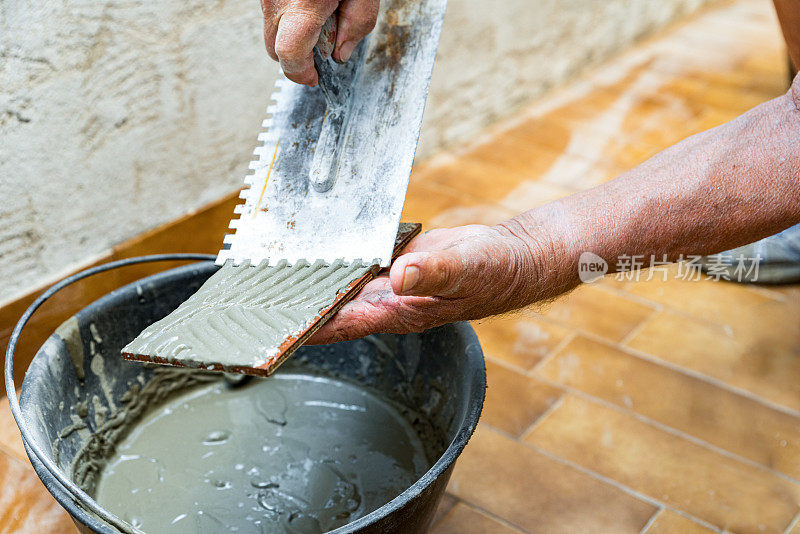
xmin=1 ymin=192 xmax=241 ymax=385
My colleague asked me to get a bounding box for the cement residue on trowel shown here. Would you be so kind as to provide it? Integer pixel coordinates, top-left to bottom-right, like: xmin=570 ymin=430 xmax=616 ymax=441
xmin=122 ymin=259 xmax=374 ymax=372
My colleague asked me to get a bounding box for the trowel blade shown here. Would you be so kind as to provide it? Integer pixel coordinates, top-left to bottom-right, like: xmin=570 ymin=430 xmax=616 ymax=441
xmin=217 ymin=0 xmax=447 ymax=268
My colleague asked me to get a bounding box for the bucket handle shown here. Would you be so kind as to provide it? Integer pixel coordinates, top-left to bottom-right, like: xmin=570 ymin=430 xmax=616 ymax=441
xmin=4 ymin=253 xmax=216 ymax=533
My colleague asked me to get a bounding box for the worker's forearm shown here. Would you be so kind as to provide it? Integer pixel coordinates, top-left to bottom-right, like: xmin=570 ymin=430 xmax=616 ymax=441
xmin=500 ymin=81 xmax=800 ymax=303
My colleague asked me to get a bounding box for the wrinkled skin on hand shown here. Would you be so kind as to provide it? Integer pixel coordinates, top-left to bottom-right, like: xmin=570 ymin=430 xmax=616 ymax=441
xmin=261 ymin=0 xmax=380 ymax=85
xmin=308 ymin=224 xmax=544 ymax=343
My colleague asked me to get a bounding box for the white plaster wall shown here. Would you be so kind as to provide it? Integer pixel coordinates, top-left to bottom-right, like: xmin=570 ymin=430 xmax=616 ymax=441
xmin=421 ymin=0 xmax=712 ymax=154
xmin=0 ymin=0 xmax=711 ymax=302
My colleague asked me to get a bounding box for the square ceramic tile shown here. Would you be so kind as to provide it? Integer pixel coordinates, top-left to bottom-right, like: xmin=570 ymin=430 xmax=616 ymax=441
xmin=526 ymin=395 xmax=800 ymax=532
xmin=537 ymin=336 xmax=800 ymax=479
xmin=483 ymin=359 xmax=563 ymax=437
xmin=643 ymin=510 xmax=718 ymax=534
xmin=0 ymin=452 xmax=76 ymax=533
xmin=448 ymin=424 xmax=656 ymax=533
xmin=539 ymin=285 xmax=657 ymax=343
xmin=432 ymin=503 xmax=522 ymax=534
xmin=626 ymin=309 xmax=800 ymax=413
xmin=472 ymin=314 xmax=572 ymax=371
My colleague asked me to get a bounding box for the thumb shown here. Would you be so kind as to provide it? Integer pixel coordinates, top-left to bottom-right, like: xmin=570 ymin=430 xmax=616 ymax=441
xmin=390 ymin=250 xmax=468 ymax=297
xmin=333 ymin=0 xmax=379 ymax=62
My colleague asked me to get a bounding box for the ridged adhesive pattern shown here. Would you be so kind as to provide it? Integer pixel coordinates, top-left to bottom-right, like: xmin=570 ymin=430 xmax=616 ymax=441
xmin=122 ymin=259 xmax=373 ymax=371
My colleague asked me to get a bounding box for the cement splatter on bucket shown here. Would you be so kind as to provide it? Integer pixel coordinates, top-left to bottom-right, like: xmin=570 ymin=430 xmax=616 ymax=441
xmin=5 ymin=256 xmax=485 ymax=533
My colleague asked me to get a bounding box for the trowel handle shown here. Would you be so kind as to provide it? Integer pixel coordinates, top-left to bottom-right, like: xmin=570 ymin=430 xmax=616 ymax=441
xmin=313 ymin=13 xmax=346 ymax=111
xmin=315 ymin=14 xmax=337 ymax=60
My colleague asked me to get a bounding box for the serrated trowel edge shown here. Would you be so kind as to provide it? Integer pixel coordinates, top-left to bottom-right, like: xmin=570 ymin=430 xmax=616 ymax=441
xmin=217 ymin=77 xmax=290 ymax=267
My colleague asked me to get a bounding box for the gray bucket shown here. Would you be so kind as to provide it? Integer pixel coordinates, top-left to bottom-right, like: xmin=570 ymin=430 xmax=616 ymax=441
xmin=5 ymin=255 xmax=486 ymax=533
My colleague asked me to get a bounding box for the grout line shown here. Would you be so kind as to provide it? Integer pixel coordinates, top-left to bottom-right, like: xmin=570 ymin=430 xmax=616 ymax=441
xmin=479 ymin=422 xmax=522 ymax=441
xmin=479 ymin=419 xmax=731 ymax=534
xmin=591 ymin=282 xmax=666 ymax=312
xmin=519 ymin=302 xmax=800 ymax=421
xmin=660 ymin=507 xmax=728 ymax=534
xmin=640 ymin=506 xmax=732 ymax=533
xmin=618 ymin=307 xmax=659 ymax=346
xmin=457 ymin=502 xmax=528 ymax=534
xmin=534 ymin=383 xmax=800 ymax=486
xmin=639 ymin=508 xmax=665 ymax=534
xmin=483 ymin=353 xmax=530 ymax=376
xmin=784 ymin=511 xmax=800 ymax=534
xmin=551 ymin=267 xmax=800 ymax=356
xmin=742 ymin=283 xmax=790 ymax=303
xmin=517 ymin=396 xmax=566 ymax=442
xmin=474 ymin=0 xmax=721 ymax=149
xmin=414 ymin=0 xmax=705 ymax=173
xmin=437 ymin=428 xmax=543 ymax=533
xmin=429 ymin=497 xmax=460 ymax=530
xmin=518 ymin=436 xmax=723 ymax=532
xmin=617 ymin=285 xmax=786 ymax=340
xmin=618 ymin=338 xmax=800 ymax=420
xmin=528 ymin=330 xmax=577 ymax=377
xmin=0 ymin=441 xmax=25 ymax=465
xmin=549 ymin=322 xmax=800 ymax=420
xmin=0 ymin=445 xmax=35 ymax=470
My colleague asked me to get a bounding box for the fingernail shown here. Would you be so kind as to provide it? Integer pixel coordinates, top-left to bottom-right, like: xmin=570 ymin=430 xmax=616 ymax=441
xmin=336 ymin=41 xmax=357 ymax=63
xmin=401 ymin=265 xmax=420 ymax=293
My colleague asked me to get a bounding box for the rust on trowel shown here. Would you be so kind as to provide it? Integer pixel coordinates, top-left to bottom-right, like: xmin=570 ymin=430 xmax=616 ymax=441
xmin=122 ymin=223 xmax=421 ymax=377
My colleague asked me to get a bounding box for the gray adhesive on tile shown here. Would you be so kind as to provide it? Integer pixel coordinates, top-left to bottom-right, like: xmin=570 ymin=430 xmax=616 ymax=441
xmin=122 ymin=259 xmax=373 ymax=370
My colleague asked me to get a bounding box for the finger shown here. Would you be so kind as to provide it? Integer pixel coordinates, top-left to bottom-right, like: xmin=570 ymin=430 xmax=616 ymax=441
xmin=389 ymin=249 xmax=469 ymax=297
xmin=307 ymin=304 xmax=387 ymax=344
xmin=275 ymin=1 xmax=338 ymax=85
xmin=261 ymin=0 xmax=281 ymax=61
xmin=333 ymin=0 xmax=379 ymax=62
xmin=306 ymin=278 xmax=400 ymax=344
xmin=399 ymin=231 xmax=441 ymax=254
xmin=402 ymin=225 xmax=493 ymax=254
xmin=306 ymin=277 xmax=441 ymax=343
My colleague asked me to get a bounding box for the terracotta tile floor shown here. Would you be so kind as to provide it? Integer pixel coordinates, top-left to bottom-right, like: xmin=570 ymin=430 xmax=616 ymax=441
xmin=2 ymin=0 xmax=799 ymax=532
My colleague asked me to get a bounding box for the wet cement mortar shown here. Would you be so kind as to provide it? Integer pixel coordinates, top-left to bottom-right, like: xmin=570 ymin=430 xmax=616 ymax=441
xmin=66 ymin=356 xmax=447 ymax=533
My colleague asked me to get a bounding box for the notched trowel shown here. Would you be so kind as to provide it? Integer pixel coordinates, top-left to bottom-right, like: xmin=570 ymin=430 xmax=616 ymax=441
xmin=220 ymin=0 xmax=447 ymax=267
xmin=122 ymin=0 xmax=448 ymax=376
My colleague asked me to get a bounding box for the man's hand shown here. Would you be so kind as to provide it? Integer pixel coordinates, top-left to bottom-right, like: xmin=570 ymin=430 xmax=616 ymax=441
xmin=261 ymin=0 xmax=379 ymax=86
xmin=307 ymin=224 xmax=549 ymax=344
xmin=310 ymin=43 xmax=800 ymax=345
